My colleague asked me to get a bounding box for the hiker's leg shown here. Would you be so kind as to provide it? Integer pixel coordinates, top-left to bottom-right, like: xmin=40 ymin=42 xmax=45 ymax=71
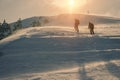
xmin=90 ymin=29 xmax=92 ymax=34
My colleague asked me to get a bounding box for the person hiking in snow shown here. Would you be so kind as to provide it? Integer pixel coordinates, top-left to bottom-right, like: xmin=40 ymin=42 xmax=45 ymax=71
xmin=88 ymin=22 xmax=95 ymax=35
xmin=74 ymin=19 xmax=80 ymax=33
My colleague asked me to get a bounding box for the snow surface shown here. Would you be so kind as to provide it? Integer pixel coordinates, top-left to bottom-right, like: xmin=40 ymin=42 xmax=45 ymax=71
xmin=0 ymin=25 xmax=120 ymax=80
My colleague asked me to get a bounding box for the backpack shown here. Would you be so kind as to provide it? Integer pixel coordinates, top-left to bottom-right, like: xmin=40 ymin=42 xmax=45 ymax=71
xmin=89 ymin=22 xmax=94 ymax=29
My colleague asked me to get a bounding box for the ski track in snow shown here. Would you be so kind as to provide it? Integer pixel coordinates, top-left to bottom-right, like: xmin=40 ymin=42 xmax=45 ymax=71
xmin=0 ymin=26 xmax=120 ymax=80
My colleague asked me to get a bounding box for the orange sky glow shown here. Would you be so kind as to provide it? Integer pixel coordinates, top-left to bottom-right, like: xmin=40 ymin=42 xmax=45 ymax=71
xmin=0 ymin=0 xmax=120 ymax=22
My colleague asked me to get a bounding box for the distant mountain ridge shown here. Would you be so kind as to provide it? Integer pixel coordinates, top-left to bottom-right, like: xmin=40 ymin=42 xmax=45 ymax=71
xmin=11 ymin=14 xmax=120 ymax=28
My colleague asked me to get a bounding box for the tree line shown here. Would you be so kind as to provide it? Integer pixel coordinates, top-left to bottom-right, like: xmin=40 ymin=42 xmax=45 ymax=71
xmin=0 ymin=18 xmax=49 ymax=40
xmin=0 ymin=18 xmax=22 ymax=40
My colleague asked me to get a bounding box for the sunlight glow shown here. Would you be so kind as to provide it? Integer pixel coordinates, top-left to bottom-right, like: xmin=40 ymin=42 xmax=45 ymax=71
xmin=69 ymin=0 xmax=75 ymax=6
xmin=68 ymin=0 xmax=87 ymax=13
xmin=52 ymin=0 xmax=87 ymax=13
xmin=68 ymin=0 xmax=76 ymax=13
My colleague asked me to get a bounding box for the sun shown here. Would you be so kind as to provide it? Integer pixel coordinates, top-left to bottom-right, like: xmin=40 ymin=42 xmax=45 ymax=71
xmin=67 ymin=0 xmax=87 ymax=13
xmin=52 ymin=0 xmax=87 ymax=13
xmin=69 ymin=0 xmax=75 ymax=7
xmin=68 ymin=0 xmax=76 ymax=13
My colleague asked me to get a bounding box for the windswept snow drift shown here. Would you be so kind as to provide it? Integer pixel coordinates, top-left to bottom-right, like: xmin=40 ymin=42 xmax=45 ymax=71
xmin=0 ymin=26 xmax=120 ymax=80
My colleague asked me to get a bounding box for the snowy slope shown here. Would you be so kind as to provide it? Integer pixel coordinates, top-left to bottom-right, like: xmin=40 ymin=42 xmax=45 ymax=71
xmin=0 ymin=26 xmax=120 ymax=80
xmin=10 ymin=14 xmax=120 ymax=28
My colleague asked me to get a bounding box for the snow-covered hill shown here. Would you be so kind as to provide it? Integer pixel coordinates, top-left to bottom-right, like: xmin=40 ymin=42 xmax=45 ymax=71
xmin=11 ymin=14 xmax=120 ymax=28
xmin=0 ymin=26 xmax=120 ymax=80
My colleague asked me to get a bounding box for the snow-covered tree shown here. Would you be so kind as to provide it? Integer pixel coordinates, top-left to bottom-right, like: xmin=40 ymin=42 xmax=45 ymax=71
xmin=13 ymin=22 xmax=18 ymax=31
xmin=32 ymin=21 xmax=37 ymax=27
xmin=0 ymin=23 xmax=4 ymax=39
xmin=44 ymin=19 xmax=49 ymax=24
xmin=0 ymin=23 xmax=1 ymax=30
xmin=0 ymin=23 xmax=2 ymax=32
xmin=32 ymin=20 xmax=41 ymax=27
xmin=0 ymin=20 xmax=11 ymax=38
xmin=16 ymin=18 xmax=22 ymax=29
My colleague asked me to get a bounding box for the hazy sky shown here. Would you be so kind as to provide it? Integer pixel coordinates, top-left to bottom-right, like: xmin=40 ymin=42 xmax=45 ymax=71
xmin=0 ymin=0 xmax=120 ymax=23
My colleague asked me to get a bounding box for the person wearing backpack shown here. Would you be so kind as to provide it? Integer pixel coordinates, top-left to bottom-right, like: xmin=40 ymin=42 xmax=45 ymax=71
xmin=74 ymin=19 xmax=80 ymax=34
xmin=88 ymin=22 xmax=95 ymax=35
